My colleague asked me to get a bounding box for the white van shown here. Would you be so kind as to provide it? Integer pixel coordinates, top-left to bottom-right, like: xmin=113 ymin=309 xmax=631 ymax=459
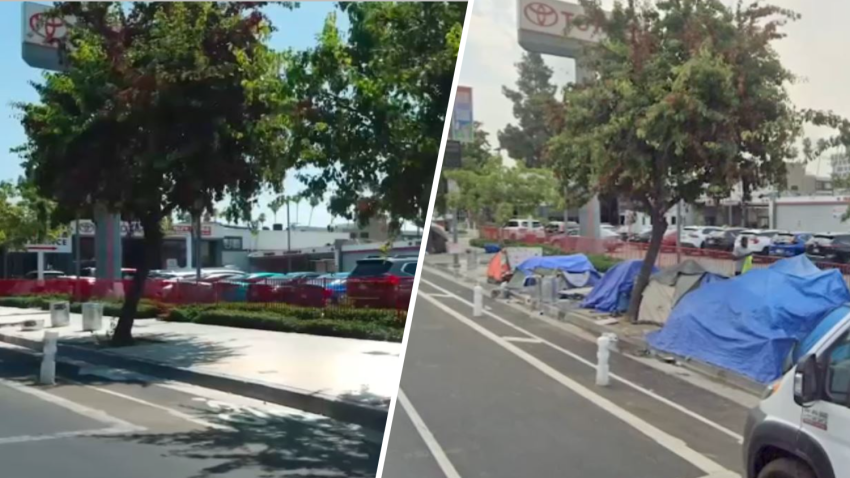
xmin=743 ymin=304 xmax=850 ymax=478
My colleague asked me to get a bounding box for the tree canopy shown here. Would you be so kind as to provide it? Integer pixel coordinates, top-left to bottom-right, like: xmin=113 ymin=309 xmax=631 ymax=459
xmin=281 ymin=2 xmax=467 ymax=230
xmin=15 ymin=2 xmax=292 ymax=343
xmin=548 ymin=0 xmax=805 ymax=319
xmin=498 ymin=52 xmax=560 ymax=169
xmin=444 ymin=163 xmax=561 ymax=227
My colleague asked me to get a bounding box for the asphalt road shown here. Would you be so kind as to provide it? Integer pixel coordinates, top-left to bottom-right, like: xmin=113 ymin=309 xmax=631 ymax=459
xmin=0 ymin=344 xmax=382 ymax=478
xmin=381 ymin=265 xmax=753 ymax=478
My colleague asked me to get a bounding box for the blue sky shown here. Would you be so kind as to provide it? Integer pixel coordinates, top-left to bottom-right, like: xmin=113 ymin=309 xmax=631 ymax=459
xmin=1 ymin=2 xmax=353 ymax=228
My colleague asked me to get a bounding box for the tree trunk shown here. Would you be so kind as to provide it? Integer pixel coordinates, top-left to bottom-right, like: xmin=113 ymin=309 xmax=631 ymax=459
xmin=112 ymin=216 xmax=162 ymax=346
xmin=626 ymin=212 xmax=667 ymax=322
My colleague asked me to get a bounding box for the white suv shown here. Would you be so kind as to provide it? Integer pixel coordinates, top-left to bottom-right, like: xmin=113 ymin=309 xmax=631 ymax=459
xmin=744 ymin=304 xmax=850 ymax=478
xmin=680 ymin=226 xmax=724 ymax=249
xmin=501 ymin=218 xmax=545 ymax=241
xmin=736 ymin=229 xmax=781 ymax=256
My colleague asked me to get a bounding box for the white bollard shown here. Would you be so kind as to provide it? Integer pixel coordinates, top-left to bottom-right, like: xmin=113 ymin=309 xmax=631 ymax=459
xmin=82 ymin=302 xmax=104 ymax=332
xmin=596 ymin=334 xmax=612 ymax=387
xmin=473 ymin=282 xmax=484 ymax=317
xmin=49 ymin=301 xmax=70 ymax=328
xmin=40 ymin=330 xmax=58 ymax=385
xmin=499 ymin=281 xmax=509 ymax=299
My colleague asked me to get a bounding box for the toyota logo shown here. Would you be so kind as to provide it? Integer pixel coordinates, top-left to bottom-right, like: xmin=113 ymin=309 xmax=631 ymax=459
xmin=28 ymin=13 xmax=67 ymax=44
xmin=524 ymin=2 xmax=558 ymax=27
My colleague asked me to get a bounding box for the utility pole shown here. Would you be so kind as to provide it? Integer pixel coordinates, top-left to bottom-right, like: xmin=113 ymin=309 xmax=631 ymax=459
xmin=286 ymin=197 xmax=292 ymax=272
xmin=675 ymin=202 xmax=682 ymax=264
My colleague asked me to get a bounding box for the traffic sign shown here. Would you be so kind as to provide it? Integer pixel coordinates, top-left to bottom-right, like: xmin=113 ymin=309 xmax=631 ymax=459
xmin=26 ymin=237 xmax=72 ymax=254
xmin=22 ymin=2 xmax=75 ymax=71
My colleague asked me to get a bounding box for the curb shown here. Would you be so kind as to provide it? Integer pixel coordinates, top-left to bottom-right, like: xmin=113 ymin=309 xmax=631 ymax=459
xmin=0 ymin=331 xmax=388 ymax=432
xmin=428 ymin=260 xmax=764 ymax=397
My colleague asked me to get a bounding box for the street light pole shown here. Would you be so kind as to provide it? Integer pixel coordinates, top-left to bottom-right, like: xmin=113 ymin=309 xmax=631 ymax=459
xmin=286 ymin=197 xmax=292 ymax=273
xmin=675 ymin=202 xmax=682 ymax=264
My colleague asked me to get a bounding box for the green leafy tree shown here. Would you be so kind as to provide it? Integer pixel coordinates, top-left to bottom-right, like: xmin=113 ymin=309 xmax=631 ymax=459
xmin=0 ymin=181 xmax=62 ymax=252
xmin=498 ymin=52 xmax=560 ymax=168
xmin=548 ymin=0 xmax=804 ymax=321
xmin=15 ymin=2 xmax=292 ymax=344
xmin=282 ymin=2 xmax=466 ymax=231
xmin=445 ymin=164 xmax=559 ymax=228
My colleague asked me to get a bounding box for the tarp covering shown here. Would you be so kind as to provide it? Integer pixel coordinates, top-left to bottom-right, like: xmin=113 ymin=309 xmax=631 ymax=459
xmin=512 ymin=254 xmax=601 ymax=289
xmin=582 ymin=260 xmax=657 ymax=313
xmin=639 ymin=260 xmax=727 ymax=325
xmin=516 ymin=255 xmax=597 ymax=276
xmin=647 ymin=255 xmax=850 ymax=384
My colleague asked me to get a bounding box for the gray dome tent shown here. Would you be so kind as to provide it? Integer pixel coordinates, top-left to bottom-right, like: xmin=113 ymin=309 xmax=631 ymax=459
xmin=638 ymin=260 xmax=726 ymax=325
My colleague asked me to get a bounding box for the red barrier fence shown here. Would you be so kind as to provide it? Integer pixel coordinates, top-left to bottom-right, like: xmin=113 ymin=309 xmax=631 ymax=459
xmin=478 ymin=226 xmax=850 ymax=286
xmin=0 ymin=276 xmax=412 ymax=311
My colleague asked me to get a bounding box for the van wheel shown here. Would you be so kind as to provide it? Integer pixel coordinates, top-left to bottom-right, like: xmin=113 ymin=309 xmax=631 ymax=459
xmin=757 ymin=458 xmax=815 ymax=478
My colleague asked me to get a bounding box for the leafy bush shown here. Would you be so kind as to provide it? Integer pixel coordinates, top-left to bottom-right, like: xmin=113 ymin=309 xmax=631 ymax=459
xmin=165 ymin=307 xmax=402 ymax=342
xmin=167 ymin=302 xmax=405 ymax=328
xmin=469 ymin=238 xmax=622 ymax=272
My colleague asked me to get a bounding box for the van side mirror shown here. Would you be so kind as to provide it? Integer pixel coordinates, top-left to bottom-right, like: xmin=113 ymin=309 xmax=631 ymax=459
xmin=794 ymin=354 xmax=821 ymax=406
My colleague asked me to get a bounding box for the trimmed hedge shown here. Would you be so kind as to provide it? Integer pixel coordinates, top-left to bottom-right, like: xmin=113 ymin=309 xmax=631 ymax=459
xmin=469 ymin=238 xmax=622 ymax=272
xmin=167 ymin=302 xmax=405 ymax=328
xmin=165 ymin=306 xmax=403 ymax=342
xmin=0 ymin=295 xmax=161 ymax=319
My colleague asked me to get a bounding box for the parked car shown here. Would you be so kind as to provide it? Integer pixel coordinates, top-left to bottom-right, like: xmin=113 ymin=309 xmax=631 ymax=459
xmin=629 ymin=229 xmax=653 ymax=243
xmin=680 ymin=226 xmax=724 ymax=249
xmin=736 ymin=229 xmax=781 ymax=256
xmin=24 ymin=270 xmax=64 ymax=280
xmin=346 ymin=257 xmax=416 ymax=309
xmin=545 ymin=220 xmax=579 ymax=235
xmin=661 ymin=230 xmax=679 ymax=247
xmin=307 ymin=272 xmax=350 ymax=302
xmin=768 ymin=232 xmax=813 ymax=258
xmin=501 ymin=218 xmax=545 ymax=240
xmin=704 ymin=228 xmax=746 ymax=252
xmin=743 ymin=304 xmax=850 ymax=478
xmin=806 ymin=233 xmax=850 ymax=264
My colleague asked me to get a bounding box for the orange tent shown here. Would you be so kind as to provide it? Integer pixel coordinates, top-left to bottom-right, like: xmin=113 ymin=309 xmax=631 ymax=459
xmin=486 ymin=251 xmax=511 ymax=283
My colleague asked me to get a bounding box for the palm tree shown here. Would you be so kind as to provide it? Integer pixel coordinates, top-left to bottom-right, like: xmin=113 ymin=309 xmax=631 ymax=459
xmin=308 ymin=196 xmax=320 ymax=226
xmin=268 ymin=197 xmax=284 ymax=224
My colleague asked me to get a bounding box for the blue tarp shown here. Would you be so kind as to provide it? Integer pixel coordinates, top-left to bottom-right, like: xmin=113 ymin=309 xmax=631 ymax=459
xmin=647 ymin=255 xmax=850 ymax=384
xmin=582 ymin=260 xmax=657 ymax=313
xmin=516 ymin=255 xmax=598 ymax=275
xmin=516 ymin=254 xmax=601 ymax=288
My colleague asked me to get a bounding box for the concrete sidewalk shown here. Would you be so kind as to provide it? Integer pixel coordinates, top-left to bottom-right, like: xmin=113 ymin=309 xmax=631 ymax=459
xmin=0 ymin=308 xmax=400 ymax=430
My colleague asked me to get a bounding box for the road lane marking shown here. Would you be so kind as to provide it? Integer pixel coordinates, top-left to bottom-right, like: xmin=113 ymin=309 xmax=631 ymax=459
xmin=0 ymin=377 xmax=144 ymax=443
xmin=420 ymin=274 xmax=745 ymax=443
xmin=397 ymin=388 xmax=462 ymax=478
xmin=0 ymin=427 xmax=138 ymax=446
xmin=502 ymin=336 xmax=543 ymax=344
xmin=419 ymin=292 xmax=737 ymax=476
xmin=73 ymin=381 xmax=235 ymax=431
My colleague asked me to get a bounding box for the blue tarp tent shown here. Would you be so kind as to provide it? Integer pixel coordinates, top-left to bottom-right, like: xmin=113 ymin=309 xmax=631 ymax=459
xmin=647 ymin=255 xmax=850 ymax=384
xmin=582 ymin=259 xmax=657 ymax=313
xmin=515 ymin=254 xmax=601 ymax=288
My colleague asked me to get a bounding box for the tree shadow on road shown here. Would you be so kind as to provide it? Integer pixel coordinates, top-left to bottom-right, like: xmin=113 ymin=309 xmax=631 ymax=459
xmin=110 ymin=403 xmax=382 ymax=478
xmin=61 ymin=331 xmax=242 ymax=369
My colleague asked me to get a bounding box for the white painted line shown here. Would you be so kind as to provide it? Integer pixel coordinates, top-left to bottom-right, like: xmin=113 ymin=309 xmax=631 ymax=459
xmin=419 ymin=292 xmax=734 ymax=476
xmin=398 ymin=389 xmax=462 ymax=478
xmin=427 ymin=293 xmax=454 ymax=298
xmin=0 ymin=377 xmax=142 ymax=433
xmin=73 ymin=381 xmax=235 ymax=431
xmin=420 ymin=275 xmax=744 ymax=443
xmin=0 ymin=426 xmax=137 ymax=446
xmin=502 ymin=336 xmax=542 ymax=344
xmin=697 ymin=472 xmax=741 ymax=478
